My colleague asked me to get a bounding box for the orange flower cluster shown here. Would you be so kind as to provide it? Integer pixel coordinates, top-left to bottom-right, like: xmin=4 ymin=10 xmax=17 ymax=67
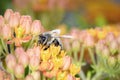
xmin=95 ymin=32 xmax=120 ymax=77
xmin=39 ymin=45 xmax=80 ymax=80
xmin=5 ymin=45 xmax=80 ymax=80
xmin=87 ymin=26 xmax=120 ymax=41
xmin=62 ymin=26 xmax=120 ymax=64
xmin=0 ymin=9 xmax=80 ymax=80
xmin=0 ymin=9 xmax=44 ymax=47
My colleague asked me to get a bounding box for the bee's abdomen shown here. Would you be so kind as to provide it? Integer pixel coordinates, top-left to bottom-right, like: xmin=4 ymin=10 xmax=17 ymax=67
xmin=52 ymin=39 xmax=61 ymax=47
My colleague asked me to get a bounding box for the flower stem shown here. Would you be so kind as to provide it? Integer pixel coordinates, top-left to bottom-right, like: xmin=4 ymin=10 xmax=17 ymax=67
xmin=11 ymin=73 xmax=15 ymax=80
xmin=79 ymin=69 xmax=86 ymax=80
xmin=88 ymin=48 xmax=96 ymax=65
xmin=92 ymin=72 xmax=102 ymax=80
xmin=1 ymin=39 xmax=9 ymax=54
xmin=74 ymin=51 xmax=78 ymax=62
xmin=79 ymin=45 xmax=85 ymax=64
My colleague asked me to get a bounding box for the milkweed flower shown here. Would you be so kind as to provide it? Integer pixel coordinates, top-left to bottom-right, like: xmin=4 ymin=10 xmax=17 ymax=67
xmin=39 ymin=45 xmax=80 ymax=79
xmin=0 ymin=16 xmax=4 ymax=28
xmin=14 ymin=63 xmax=24 ymax=78
xmin=5 ymin=54 xmax=17 ymax=73
xmin=70 ymin=64 xmax=80 ymax=76
xmin=20 ymin=15 xmax=32 ymax=34
xmin=1 ymin=9 xmax=44 ymax=47
xmin=84 ymin=34 xmax=94 ymax=47
xmin=31 ymin=71 xmax=40 ymax=80
xmin=4 ymin=9 xmax=13 ymax=22
xmin=25 ymin=75 xmax=34 ymax=80
xmin=18 ymin=52 xmax=29 ymax=68
xmin=15 ymin=47 xmax=25 ymax=58
xmin=8 ymin=12 xmax=20 ymax=29
xmin=1 ymin=9 xmax=80 ymax=80
xmin=62 ymin=56 xmax=72 ymax=70
xmin=29 ymin=55 xmax=40 ymax=71
xmin=31 ymin=20 xmax=44 ymax=35
xmin=1 ymin=24 xmax=12 ymax=40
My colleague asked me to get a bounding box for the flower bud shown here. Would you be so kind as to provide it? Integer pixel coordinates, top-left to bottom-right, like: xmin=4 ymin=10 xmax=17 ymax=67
xmin=5 ymin=54 xmax=17 ymax=73
xmin=0 ymin=16 xmax=4 ymax=36
xmin=109 ymin=40 xmax=118 ymax=55
xmin=0 ymin=16 xmax=4 ymax=27
xmin=14 ymin=63 xmax=24 ymax=78
xmin=63 ymin=39 xmax=71 ymax=52
xmin=105 ymin=32 xmax=115 ymax=45
xmin=78 ymin=30 xmax=88 ymax=42
xmin=70 ymin=28 xmax=80 ymax=39
xmin=18 ymin=52 xmax=29 ymax=68
xmin=117 ymin=35 xmax=120 ymax=45
xmin=31 ymin=71 xmax=40 ymax=80
xmin=33 ymin=46 xmax=40 ymax=59
xmin=0 ymin=69 xmax=11 ymax=80
xmin=29 ymin=56 xmax=40 ymax=71
xmin=62 ymin=56 xmax=72 ymax=70
xmin=0 ymin=70 xmax=4 ymax=80
xmin=26 ymin=48 xmax=34 ymax=58
xmin=43 ymin=69 xmax=58 ymax=78
xmin=117 ymin=53 xmax=120 ymax=63
xmin=95 ymin=40 xmax=106 ymax=54
xmin=25 ymin=74 xmax=34 ymax=80
xmin=67 ymin=74 xmax=75 ymax=80
xmin=70 ymin=64 xmax=80 ymax=76
xmin=84 ymin=34 xmax=94 ymax=47
xmin=1 ymin=24 xmax=12 ymax=39
xmin=20 ymin=15 xmax=32 ymax=25
xmin=31 ymin=20 xmax=43 ymax=35
xmin=4 ymin=9 xmax=13 ymax=22
xmin=101 ymin=46 xmax=110 ymax=59
xmin=71 ymin=40 xmax=80 ymax=52
xmin=20 ymin=15 xmax=32 ymax=34
xmin=108 ymin=56 xmax=117 ymax=67
xmin=39 ymin=61 xmax=49 ymax=71
xmin=9 ymin=12 xmax=20 ymax=28
xmin=15 ymin=47 xmax=25 ymax=58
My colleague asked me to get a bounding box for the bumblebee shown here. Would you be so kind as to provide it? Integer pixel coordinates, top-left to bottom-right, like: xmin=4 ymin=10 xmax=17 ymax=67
xmin=38 ymin=29 xmax=73 ymax=50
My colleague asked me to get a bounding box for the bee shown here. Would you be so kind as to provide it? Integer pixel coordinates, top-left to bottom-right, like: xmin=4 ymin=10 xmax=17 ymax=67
xmin=38 ymin=29 xmax=73 ymax=50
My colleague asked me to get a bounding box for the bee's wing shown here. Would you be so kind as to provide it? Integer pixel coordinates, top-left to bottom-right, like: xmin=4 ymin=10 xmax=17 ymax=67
xmin=49 ymin=29 xmax=73 ymax=39
xmin=50 ymin=29 xmax=61 ymax=35
xmin=59 ymin=35 xmax=74 ymax=39
xmin=48 ymin=29 xmax=61 ymax=38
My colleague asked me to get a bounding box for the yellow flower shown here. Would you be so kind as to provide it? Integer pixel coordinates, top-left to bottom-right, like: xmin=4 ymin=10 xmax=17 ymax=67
xmin=40 ymin=49 xmax=51 ymax=61
xmin=113 ymin=31 xmax=119 ymax=37
xmin=87 ymin=28 xmax=97 ymax=38
xmin=52 ymin=57 xmax=63 ymax=69
xmin=70 ymin=64 xmax=80 ymax=76
xmin=97 ymin=30 xmax=107 ymax=40
xmin=57 ymin=71 xmax=68 ymax=80
xmin=15 ymin=27 xmax=25 ymax=38
xmin=50 ymin=45 xmax=61 ymax=58
xmin=58 ymin=24 xmax=67 ymax=35
xmin=59 ymin=50 xmax=66 ymax=58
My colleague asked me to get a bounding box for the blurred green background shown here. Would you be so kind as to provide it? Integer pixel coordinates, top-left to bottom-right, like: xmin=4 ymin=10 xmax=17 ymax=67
xmin=0 ymin=0 xmax=120 ymax=30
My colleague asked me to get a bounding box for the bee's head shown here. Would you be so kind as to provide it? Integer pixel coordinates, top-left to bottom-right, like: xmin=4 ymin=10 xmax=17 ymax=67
xmin=38 ymin=34 xmax=47 ymax=45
